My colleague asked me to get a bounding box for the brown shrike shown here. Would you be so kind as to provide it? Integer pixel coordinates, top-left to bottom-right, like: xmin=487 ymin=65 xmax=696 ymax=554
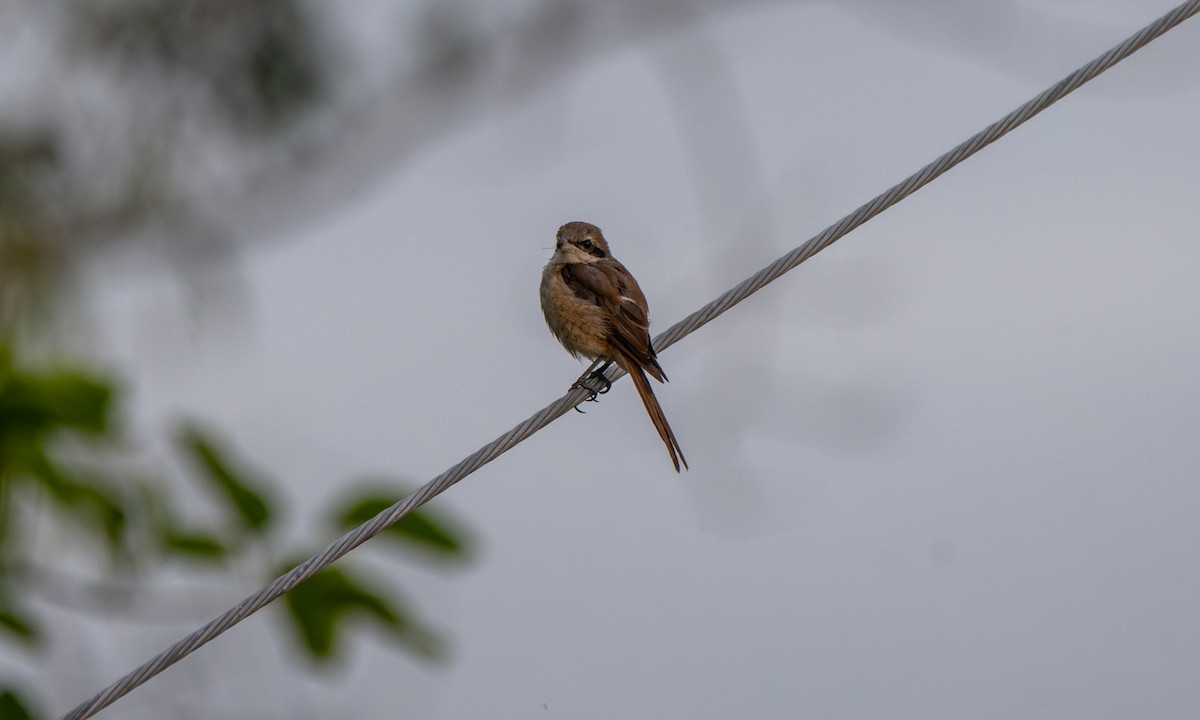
xmin=540 ymin=221 xmax=688 ymax=472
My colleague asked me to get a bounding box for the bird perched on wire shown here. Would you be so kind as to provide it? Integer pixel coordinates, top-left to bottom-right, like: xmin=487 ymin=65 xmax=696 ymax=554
xmin=540 ymin=221 xmax=688 ymax=472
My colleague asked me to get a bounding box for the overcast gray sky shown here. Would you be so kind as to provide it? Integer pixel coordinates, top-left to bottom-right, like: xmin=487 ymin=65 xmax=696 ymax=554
xmin=28 ymin=1 xmax=1200 ymax=717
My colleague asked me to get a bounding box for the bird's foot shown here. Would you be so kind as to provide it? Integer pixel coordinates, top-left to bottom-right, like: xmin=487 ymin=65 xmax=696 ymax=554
xmin=571 ymin=364 xmax=612 ymax=412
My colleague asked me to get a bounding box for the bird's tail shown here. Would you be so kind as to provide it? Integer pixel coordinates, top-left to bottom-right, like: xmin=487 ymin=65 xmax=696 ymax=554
xmin=623 ymin=356 xmax=688 ymax=472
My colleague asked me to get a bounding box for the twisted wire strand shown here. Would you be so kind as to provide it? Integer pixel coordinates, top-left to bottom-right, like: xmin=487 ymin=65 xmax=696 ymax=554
xmin=61 ymin=2 xmax=1200 ymax=718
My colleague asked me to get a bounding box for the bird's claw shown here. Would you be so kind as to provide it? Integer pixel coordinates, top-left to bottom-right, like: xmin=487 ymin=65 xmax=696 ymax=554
xmin=571 ymin=368 xmax=612 ymax=411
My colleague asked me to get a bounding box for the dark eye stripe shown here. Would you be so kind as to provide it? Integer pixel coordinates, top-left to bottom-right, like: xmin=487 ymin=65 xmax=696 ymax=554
xmin=577 ymin=238 xmax=605 ymax=258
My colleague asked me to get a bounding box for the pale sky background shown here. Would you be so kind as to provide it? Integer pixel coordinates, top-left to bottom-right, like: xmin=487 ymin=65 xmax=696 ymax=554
xmin=17 ymin=1 xmax=1200 ymax=718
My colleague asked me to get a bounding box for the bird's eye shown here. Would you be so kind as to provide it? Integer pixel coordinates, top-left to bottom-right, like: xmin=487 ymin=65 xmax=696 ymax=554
xmin=581 ymin=239 xmax=593 ymax=250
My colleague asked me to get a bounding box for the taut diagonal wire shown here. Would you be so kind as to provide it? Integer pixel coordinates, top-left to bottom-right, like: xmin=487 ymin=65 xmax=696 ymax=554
xmin=61 ymin=1 xmax=1200 ymax=718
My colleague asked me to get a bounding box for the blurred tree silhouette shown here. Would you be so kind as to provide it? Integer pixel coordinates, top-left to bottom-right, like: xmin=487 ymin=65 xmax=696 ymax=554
xmin=3 ymin=0 xmax=770 ymax=714
xmin=0 ymin=1 xmax=473 ymax=717
xmin=73 ymin=0 xmax=323 ymax=133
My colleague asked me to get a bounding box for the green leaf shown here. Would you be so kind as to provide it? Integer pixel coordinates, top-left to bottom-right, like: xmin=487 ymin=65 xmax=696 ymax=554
xmin=161 ymin=530 xmax=228 ymax=560
xmin=0 ymin=369 xmax=112 ymax=436
xmin=25 ymin=451 xmax=128 ymax=549
xmin=24 ymin=449 xmax=72 ymax=499
xmin=177 ymin=424 xmax=272 ymax=533
xmin=279 ymin=563 xmax=443 ymax=663
xmin=0 ymin=607 xmax=40 ymax=647
xmin=332 ymin=486 xmax=470 ymax=560
xmin=81 ymin=483 xmax=127 ymax=546
xmin=0 ymin=689 xmax=38 ymax=720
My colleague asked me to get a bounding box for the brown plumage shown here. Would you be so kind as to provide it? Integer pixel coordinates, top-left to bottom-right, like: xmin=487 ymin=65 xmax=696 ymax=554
xmin=540 ymin=221 xmax=688 ymax=472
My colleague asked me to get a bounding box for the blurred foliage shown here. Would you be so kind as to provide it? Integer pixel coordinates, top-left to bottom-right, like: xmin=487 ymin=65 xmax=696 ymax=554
xmin=280 ymin=562 xmax=444 ymax=663
xmin=177 ymin=424 xmax=274 ymax=535
xmin=0 ymin=604 xmax=40 ymax=647
xmin=0 ymin=690 xmax=38 ymax=720
xmin=276 ymin=486 xmax=471 ymax=663
xmin=0 ymin=129 xmax=64 ymax=340
xmin=73 ymin=0 xmax=323 ymax=133
xmin=335 ymin=487 xmax=473 ymax=558
xmin=0 ymin=351 xmax=472 ymax=717
xmin=0 ymin=2 xmax=473 ymax=717
xmin=0 ymin=0 xmax=333 ymax=349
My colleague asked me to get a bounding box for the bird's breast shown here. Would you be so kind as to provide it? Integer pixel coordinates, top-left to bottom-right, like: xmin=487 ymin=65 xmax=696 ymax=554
xmin=541 ymin=263 xmax=611 ymax=360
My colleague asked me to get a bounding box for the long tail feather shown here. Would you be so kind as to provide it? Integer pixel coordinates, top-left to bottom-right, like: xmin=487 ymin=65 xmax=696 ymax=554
xmin=623 ymin=356 xmax=688 ymax=472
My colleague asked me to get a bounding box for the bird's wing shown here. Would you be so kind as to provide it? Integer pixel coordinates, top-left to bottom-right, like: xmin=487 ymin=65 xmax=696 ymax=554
xmin=561 ymin=260 xmax=666 ymax=381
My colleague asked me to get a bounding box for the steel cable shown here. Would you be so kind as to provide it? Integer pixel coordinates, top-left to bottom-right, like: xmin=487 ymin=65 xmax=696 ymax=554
xmin=61 ymin=1 xmax=1200 ymax=717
